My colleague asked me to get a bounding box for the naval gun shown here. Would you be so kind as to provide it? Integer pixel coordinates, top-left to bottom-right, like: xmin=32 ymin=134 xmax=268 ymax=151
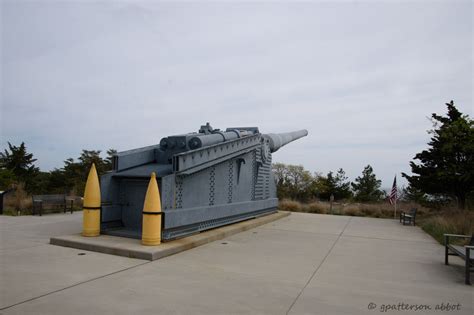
xmin=100 ymin=123 xmax=308 ymax=240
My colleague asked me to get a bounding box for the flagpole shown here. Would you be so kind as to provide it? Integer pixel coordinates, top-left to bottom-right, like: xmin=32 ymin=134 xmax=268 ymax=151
xmin=394 ymin=195 xmax=397 ymax=219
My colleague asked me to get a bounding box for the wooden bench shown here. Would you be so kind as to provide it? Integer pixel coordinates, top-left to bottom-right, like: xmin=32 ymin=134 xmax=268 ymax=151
xmin=444 ymin=233 xmax=474 ymax=285
xmin=399 ymin=208 xmax=417 ymax=226
xmin=32 ymin=194 xmax=75 ymax=216
xmin=0 ymin=189 xmax=14 ymax=215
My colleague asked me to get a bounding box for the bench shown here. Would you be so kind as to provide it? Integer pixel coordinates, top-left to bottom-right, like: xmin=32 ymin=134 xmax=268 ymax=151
xmin=444 ymin=233 xmax=474 ymax=285
xmin=0 ymin=189 xmax=14 ymax=215
xmin=399 ymin=208 xmax=417 ymax=226
xmin=32 ymin=194 xmax=75 ymax=216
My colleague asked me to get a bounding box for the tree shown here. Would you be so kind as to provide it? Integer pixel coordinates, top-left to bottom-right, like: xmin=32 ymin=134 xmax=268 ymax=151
xmin=318 ymin=168 xmax=352 ymax=201
xmin=42 ymin=149 xmax=117 ymax=195
xmin=272 ymin=163 xmax=315 ymax=201
xmin=28 ymin=171 xmax=52 ymax=194
xmin=285 ymin=164 xmax=313 ymax=201
xmin=105 ymin=149 xmax=117 ymax=170
xmin=402 ymin=101 xmax=474 ymax=209
xmin=0 ymin=142 xmax=39 ymax=192
xmin=272 ymin=163 xmax=291 ymax=199
xmin=59 ymin=149 xmax=116 ymax=195
xmin=46 ymin=168 xmax=71 ymax=194
xmin=0 ymin=169 xmax=16 ymax=190
xmin=351 ymin=165 xmax=383 ymax=202
xmin=402 ymin=183 xmax=427 ymax=204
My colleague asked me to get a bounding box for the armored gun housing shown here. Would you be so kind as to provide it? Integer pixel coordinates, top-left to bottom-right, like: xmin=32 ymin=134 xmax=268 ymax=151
xmin=100 ymin=123 xmax=308 ymax=240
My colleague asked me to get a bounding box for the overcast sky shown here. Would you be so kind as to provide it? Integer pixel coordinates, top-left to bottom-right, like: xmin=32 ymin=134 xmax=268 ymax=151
xmin=1 ymin=0 xmax=472 ymax=189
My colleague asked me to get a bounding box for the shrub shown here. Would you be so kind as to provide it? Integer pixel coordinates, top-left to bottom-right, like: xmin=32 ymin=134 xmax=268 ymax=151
xmin=305 ymin=202 xmax=327 ymax=214
xmin=279 ymin=199 xmax=329 ymax=214
xmin=421 ymin=211 xmax=474 ymax=244
xmin=279 ymin=199 xmax=303 ymax=212
xmin=3 ymin=183 xmax=32 ymax=215
xmin=343 ymin=205 xmax=362 ymax=216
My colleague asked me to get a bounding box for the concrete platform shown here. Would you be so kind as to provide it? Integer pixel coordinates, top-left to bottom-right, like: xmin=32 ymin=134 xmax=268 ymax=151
xmin=50 ymin=211 xmax=290 ymax=260
xmin=1 ymin=211 xmax=473 ymax=314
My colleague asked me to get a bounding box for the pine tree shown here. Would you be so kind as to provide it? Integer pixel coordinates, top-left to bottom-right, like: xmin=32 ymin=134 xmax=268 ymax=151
xmin=319 ymin=168 xmax=352 ymax=200
xmin=402 ymin=101 xmax=474 ymax=209
xmin=333 ymin=168 xmax=352 ymax=200
xmin=351 ymin=165 xmax=383 ymax=202
xmin=0 ymin=142 xmax=39 ymax=192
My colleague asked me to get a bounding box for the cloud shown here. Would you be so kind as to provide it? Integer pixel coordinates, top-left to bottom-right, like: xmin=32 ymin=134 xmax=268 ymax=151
xmin=1 ymin=0 xmax=472 ymax=188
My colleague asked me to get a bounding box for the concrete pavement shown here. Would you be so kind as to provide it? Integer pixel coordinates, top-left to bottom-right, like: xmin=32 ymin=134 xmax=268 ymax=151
xmin=1 ymin=212 xmax=472 ymax=314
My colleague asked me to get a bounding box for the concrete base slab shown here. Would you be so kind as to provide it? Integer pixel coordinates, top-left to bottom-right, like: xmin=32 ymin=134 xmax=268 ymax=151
xmin=50 ymin=211 xmax=290 ymax=261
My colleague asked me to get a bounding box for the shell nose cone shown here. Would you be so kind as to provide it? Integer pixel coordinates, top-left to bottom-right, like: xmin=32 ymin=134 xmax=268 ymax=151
xmin=143 ymin=172 xmax=161 ymax=213
xmin=83 ymin=163 xmax=100 ymax=207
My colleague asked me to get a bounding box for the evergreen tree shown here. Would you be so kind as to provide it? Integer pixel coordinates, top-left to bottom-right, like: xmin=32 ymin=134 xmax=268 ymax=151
xmin=105 ymin=149 xmax=117 ymax=170
xmin=318 ymin=168 xmax=352 ymax=200
xmin=402 ymin=183 xmax=427 ymax=203
xmin=351 ymin=165 xmax=383 ymax=202
xmin=0 ymin=142 xmax=39 ymax=192
xmin=333 ymin=168 xmax=352 ymax=200
xmin=61 ymin=149 xmax=117 ymax=195
xmin=41 ymin=149 xmax=117 ymax=195
xmin=0 ymin=169 xmax=16 ymax=190
xmin=402 ymin=101 xmax=474 ymax=209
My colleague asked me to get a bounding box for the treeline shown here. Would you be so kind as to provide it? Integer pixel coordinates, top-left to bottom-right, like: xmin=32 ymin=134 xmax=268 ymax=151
xmin=0 ymin=141 xmax=388 ymax=203
xmin=273 ymin=163 xmax=386 ymax=202
xmin=0 ymin=143 xmax=116 ymax=196
xmin=1 ymin=101 xmax=472 ymax=210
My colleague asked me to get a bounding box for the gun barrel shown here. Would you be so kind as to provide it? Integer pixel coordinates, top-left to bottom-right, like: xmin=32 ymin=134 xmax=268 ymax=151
xmin=264 ymin=129 xmax=308 ymax=152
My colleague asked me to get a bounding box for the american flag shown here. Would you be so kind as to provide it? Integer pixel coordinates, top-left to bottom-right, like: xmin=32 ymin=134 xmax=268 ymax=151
xmin=389 ymin=176 xmax=397 ymax=205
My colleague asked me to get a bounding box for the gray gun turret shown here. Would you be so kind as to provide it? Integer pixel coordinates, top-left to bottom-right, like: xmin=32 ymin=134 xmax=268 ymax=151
xmin=100 ymin=123 xmax=308 ymax=240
